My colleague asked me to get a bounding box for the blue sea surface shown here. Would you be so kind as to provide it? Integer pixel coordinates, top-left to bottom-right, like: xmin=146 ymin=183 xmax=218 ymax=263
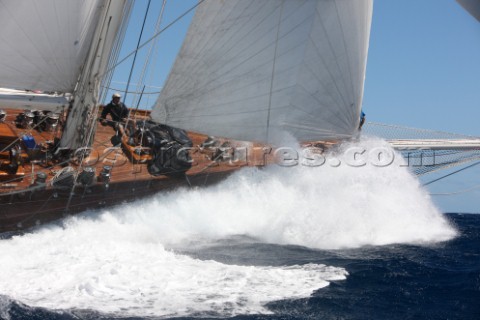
xmin=1 ymin=213 xmax=479 ymax=320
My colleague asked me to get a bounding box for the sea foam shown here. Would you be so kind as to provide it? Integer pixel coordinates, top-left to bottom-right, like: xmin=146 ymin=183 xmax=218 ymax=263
xmin=101 ymin=136 xmax=457 ymax=249
xmin=0 ymin=137 xmax=457 ymax=317
xmin=0 ymin=219 xmax=346 ymax=317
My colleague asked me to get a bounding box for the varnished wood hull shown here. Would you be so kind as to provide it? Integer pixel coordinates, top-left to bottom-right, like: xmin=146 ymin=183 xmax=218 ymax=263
xmin=0 ymin=169 xmax=233 ymax=233
xmin=0 ymin=108 xmax=264 ymax=233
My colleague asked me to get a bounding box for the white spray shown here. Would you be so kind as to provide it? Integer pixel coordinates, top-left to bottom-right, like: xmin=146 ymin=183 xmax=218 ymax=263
xmin=0 ymin=137 xmax=457 ymax=317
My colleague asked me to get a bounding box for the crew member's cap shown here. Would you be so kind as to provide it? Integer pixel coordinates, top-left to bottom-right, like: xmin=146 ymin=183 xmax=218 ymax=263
xmin=112 ymin=93 xmax=121 ymax=99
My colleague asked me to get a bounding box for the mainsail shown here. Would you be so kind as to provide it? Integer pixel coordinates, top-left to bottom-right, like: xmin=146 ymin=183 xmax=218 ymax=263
xmin=151 ymin=0 xmax=373 ymax=143
xmin=0 ymin=0 xmax=106 ymax=92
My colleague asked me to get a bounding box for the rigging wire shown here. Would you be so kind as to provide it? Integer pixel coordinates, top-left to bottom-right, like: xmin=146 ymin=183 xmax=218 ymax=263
xmin=423 ymin=160 xmax=480 ymax=186
xmin=142 ymin=0 xmax=168 ymax=107
xmin=123 ymin=0 xmax=152 ymax=103
xmin=101 ymin=86 xmax=162 ymax=95
xmin=364 ymin=121 xmax=480 ymax=140
xmin=131 ymin=0 xmax=167 ymax=108
xmin=430 ymin=183 xmax=480 ymax=196
xmin=99 ymin=0 xmax=205 ymax=80
xmin=100 ymin=1 xmax=134 ymax=103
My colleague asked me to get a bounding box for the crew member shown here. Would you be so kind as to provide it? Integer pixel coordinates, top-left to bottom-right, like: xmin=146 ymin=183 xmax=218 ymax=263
xmin=359 ymin=110 xmax=366 ymax=130
xmin=100 ymin=93 xmax=129 ymax=135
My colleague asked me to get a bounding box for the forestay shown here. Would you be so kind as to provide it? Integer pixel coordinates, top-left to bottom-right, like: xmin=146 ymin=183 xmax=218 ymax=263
xmin=0 ymin=0 xmax=107 ymax=93
xmin=152 ymin=0 xmax=373 ymax=143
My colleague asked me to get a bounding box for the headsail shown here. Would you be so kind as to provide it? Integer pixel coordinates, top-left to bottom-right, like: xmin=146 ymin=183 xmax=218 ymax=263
xmin=0 ymin=0 xmax=107 ymax=93
xmin=151 ymin=0 xmax=373 ymax=143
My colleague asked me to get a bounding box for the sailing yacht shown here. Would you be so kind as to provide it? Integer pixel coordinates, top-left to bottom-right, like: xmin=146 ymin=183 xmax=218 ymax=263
xmin=0 ymin=0 xmax=373 ymax=232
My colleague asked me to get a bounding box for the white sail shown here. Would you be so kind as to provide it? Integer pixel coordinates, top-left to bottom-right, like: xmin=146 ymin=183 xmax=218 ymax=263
xmin=151 ymin=0 xmax=373 ymax=143
xmin=0 ymin=0 xmax=108 ymax=93
xmin=457 ymin=0 xmax=480 ymax=22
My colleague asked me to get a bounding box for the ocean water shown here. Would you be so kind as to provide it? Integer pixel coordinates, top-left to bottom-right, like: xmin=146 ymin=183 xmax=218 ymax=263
xmin=0 ymin=139 xmax=478 ymax=319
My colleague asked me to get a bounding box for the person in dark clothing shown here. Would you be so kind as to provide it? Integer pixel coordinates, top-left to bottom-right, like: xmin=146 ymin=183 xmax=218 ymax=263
xmin=100 ymin=93 xmax=129 ymax=134
xmin=359 ymin=110 xmax=366 ymax=130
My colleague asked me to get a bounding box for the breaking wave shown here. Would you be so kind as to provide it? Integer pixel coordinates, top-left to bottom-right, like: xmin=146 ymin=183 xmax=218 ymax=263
xmin=99 ymin=136 xmax=457 ymax=249
xmin=0 ymin=137 xmax=457 ymax=317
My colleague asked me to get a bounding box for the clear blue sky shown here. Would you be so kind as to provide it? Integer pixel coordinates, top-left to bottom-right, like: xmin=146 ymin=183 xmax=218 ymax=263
xmin=109 ymin=0 xmax=480 ymax=213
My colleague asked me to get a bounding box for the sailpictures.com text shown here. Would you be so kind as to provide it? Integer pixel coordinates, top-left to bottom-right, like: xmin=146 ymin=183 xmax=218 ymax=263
xmin=67 ymin=145 xmax=439 ymax=169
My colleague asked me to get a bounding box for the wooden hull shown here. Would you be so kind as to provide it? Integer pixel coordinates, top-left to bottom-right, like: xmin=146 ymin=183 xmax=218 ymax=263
xmin=0 ymin=170 xmax=233 ymax=233
xmin=0 ymin=108 xmax=266 ymax=233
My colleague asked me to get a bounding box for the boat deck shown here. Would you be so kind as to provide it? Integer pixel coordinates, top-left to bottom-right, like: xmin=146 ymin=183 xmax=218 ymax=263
xmin=0 ymin=107 xmax=273 ymax=231
xmin=0 ymin=108 xmax=269 ymax=193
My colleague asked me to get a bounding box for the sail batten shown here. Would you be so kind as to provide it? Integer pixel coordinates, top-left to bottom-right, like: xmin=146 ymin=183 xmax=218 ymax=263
xmin=152 ymin=0 xmax=373 ymax=143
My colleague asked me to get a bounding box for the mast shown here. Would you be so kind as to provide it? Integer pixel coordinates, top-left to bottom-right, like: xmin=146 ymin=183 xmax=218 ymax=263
xmin=59 ymin=0 xmax=130 ymax=150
